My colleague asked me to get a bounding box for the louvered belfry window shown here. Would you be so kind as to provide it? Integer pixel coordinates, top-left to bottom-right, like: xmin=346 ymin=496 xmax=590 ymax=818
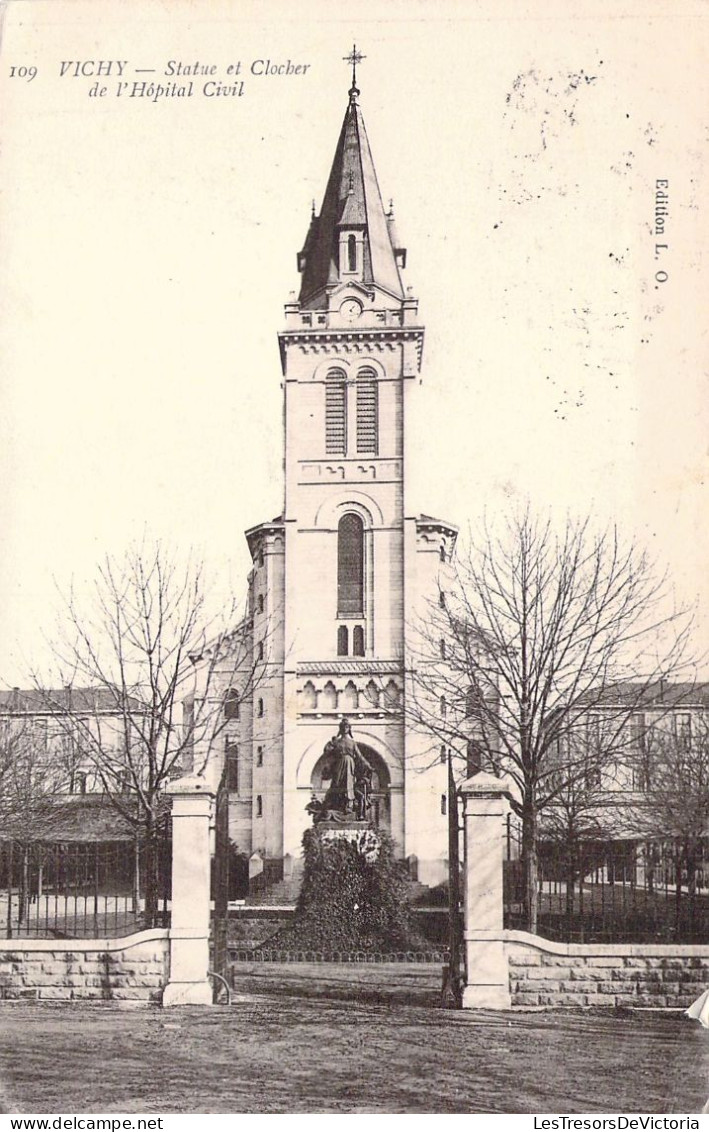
xmin=356 ymin=368 xmax=378 ymax=454
xmin=338 ymin=513 xmax=364 ymax=615
xmin=325 ymin=367 xmax=347 ymax=455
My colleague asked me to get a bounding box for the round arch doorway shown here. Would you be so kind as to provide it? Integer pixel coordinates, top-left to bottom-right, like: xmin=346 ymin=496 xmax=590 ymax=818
xmin=310 ymin=742 xmax=391 ymax=835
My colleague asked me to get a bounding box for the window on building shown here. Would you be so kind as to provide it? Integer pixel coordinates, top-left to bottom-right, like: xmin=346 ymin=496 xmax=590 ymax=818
xmin=677 ymin=713 xmax=692 ymax=751
xmin=587 ymin=716 xmax=601 ymax=751
xmin=226 ymin=742 xmax=239 ymax=793
xmin=440 ymin=639 xmax=447 ymax=660
xmin=441 ymin=794 xmax=447 ymax=816
xmin=439 ymin=545 xmax=446 ymax=562
xmin=465 ymin=685 xmax=480 ymax=718
xmin=439 ymin=591 xmax=446 ymax=608
xmin=440 ymin=745 xmax=447 ymax=764
xmin=347 ymin=234 xmax=357 ymax=272
xmin=467 ymin=739 xmax=483 ymax=777
xmin=440 ymin=695 xmax=447 ymax=719
xmin=257 ymin=594 xmax=264 ymax=614
xmin=257 ymin=698 xmax=264 ymax=718
xmin=256 ymin=745 xmax=264 ymax=767
xmin=224 ymin=688 xmax=240 ymax=721
xmin=632 ymin=718 xmax=653 ymax=790
xmin=337 ymin=625 xmax=349 ymax=656
xmin=356 ymin=368 xmax=378 ymax=455
xmin=584 ymin=717 xmax=603 ymax=790
xmin=258 ymin=640 xmax=264 ymax=661
xmin=352 ymin=625 xmax=365 ymax=657
xmin=337 ymin=513 xmax=364 ymax=615
xmin=256 ymin=795 xmax=263 ymax=818
xmin=325 ymin=367 xmax=347 ymax=455
xmin=71 ymin=771 xmax=87 ymax=795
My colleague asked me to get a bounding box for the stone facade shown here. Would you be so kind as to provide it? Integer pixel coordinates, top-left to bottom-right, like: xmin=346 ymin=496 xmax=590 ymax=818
xmin=0 ymin=929 xmax=169 ymax=1002
xmin=508 ymin=932 xmax=709 ymax=1008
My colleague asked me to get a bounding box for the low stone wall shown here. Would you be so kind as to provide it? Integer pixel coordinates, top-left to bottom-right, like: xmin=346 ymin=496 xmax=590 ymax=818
xmin=507 ymin=930 xmax=709 ymax=1009
xmin=227 ymin=909 xmax=292 ymax=950
xmin=0 ymin=929 xmax=170 ymax=1003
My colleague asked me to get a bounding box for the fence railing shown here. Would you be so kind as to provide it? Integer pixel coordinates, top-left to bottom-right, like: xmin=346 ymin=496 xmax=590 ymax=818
xmin=0 ymin=827 xmax=171 ymax=939
xmin=504 ymin=819 xmax=709 ymax=943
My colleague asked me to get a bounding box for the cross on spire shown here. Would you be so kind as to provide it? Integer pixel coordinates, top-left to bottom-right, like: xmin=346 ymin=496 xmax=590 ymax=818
xmin=343 ymin=44 xmax=365 ymax=100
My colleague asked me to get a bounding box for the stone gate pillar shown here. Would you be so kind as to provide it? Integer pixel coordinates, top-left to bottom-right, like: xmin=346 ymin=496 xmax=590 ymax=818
xmin=459 ymin=771 xmax=514 ymax=1010
xmin=163 ymin=775 xmax=215 ymax=1007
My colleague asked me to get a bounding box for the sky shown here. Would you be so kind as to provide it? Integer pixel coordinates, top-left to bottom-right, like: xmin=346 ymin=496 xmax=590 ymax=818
xmin=0 ymin=0 xmax=707 ymax=684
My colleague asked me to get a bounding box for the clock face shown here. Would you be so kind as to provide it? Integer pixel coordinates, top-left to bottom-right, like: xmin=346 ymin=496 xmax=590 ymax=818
xmin=340 ymin=298 xmax=363 ymax=322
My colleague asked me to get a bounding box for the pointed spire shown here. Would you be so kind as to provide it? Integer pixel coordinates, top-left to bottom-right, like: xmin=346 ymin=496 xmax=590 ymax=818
xmin=296 ymin=59 xmax=406 ymax=307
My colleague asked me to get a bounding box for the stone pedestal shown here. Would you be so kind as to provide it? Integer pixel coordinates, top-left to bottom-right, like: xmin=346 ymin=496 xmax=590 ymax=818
xmin=162 ymin=775 xmax=215 ymax=1007
xmin=459 ymin=772 xmax=514 ymax=1010
xmin=310 ymin=821 xmax=380 ymax=863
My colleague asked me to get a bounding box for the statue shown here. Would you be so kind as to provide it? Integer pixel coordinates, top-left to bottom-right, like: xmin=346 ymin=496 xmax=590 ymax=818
xmin=307 ymin=718 xmax=373 ymax=824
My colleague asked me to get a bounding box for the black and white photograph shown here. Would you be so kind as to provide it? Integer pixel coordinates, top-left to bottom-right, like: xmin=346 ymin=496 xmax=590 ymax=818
xmin=0 ymin=0 xmax=708 ymax=1118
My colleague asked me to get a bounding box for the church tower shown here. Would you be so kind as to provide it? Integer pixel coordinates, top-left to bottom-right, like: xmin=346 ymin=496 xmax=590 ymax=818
xmin=219 ymin=58 xmax=458 ymax=890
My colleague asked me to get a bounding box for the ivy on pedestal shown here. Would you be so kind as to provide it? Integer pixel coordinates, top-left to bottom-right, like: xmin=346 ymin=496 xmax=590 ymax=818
xmin=270 ymin=825 xmax=419 ymax=953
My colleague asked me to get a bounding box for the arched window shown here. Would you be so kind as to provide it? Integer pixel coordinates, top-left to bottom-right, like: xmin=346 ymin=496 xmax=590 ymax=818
xmin=257 ymin=697 xmax=264 ymax=718
xmin=356 ymin=367 xmax=378 ymax=455
xmin=302 ymin=681 xmax=317 ymax=709
xmin=256 ymin=745 xmax=264 ymax=767
xmin=337 ymin=513 xmax=364 ymax=616
xmin=384 ymin=680 xmax=400 ymax=707
xmin=352 ymin=625 xmax=365 ymax=657
xmin=365 ymin=680 xmax=379 ymax=707
xmin=224 ymin=688 xmax=240 ymax=721
xmin=337 ymin=625 xmax=349 ymax=656
xmin=342 ymin=681 xmax=358 ymax=711
xmin=325 ymin=367 xmax=347 ymax=455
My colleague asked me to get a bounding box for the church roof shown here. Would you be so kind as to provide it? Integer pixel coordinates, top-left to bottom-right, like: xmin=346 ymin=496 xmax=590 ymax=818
xmin=297 ymin=87 xmax=405 ymax=305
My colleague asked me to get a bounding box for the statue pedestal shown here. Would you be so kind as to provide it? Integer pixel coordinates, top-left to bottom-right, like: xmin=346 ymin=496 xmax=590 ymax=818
xmin=311 ymin=822 xmax=380 ymax=861
xmin=317 ymin=819 xmax=371 ymax=832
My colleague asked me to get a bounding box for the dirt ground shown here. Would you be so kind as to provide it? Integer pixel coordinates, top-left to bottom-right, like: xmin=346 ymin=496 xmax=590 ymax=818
xmin=1 ymin=964 xmax=708 ymax=1114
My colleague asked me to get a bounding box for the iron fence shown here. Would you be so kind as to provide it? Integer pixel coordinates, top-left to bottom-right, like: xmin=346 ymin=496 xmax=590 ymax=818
xmin=0 ymin=824 xmax=171 ymax=939
xmin=504 ymin=818 xmax=709 ymax=943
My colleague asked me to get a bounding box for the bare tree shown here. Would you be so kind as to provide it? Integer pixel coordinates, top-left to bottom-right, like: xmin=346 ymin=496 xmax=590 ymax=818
xmin=33 ymin=540 xmax=267 ymax=927
xmin=0 ymin=709 xmax=82 ymax=928
xmin=409 ymin=507 xmax=696 ymax=932
xmin=0 ymin=713 xmax=67 ymax=837
xmin=628 ymin=703 xmax=709 ymax=936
